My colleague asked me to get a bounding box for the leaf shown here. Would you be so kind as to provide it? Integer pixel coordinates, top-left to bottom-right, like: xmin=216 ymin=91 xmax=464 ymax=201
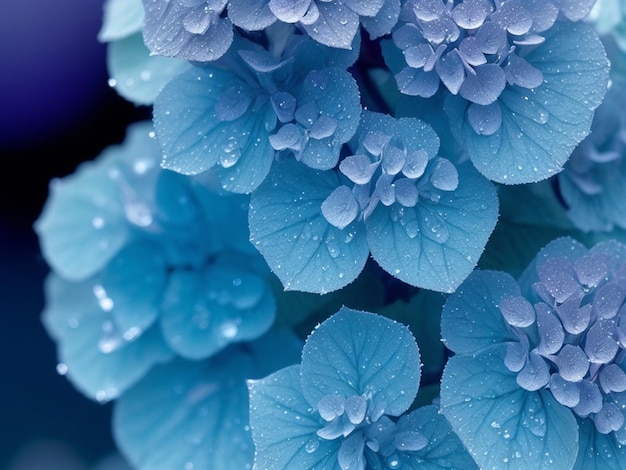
xmin=366 ymin=162 xmax=498 ymax=293
xmin=441 ymin=345 xmax=579 ymax=470
xmin=446 ymin=22 xmax=609 ymax=184
xmin=154 ymin=66 xmax=276 ymax=193
xmin=248 ymin=365 xmax=342 ymax=470
xmin=441 ymin=270 xmax=523 ymax=355
xmin=107 ymin=33 xmax=190 ymax=106
xmin=300 ymin=307 xmax=421 ymax=417
xmin=249 ymin=160 xmax=369 ymax=294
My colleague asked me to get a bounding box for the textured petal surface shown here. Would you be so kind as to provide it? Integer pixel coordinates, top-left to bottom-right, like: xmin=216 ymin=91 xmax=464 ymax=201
xmin=441 ymin=346 xmax=579 ymax=470
xmin=447 ymin=22 xmax=609 ymax=184
xmin=300 ymin=307 xmax=421 ymax=417
xmin=249 ymin=161 xmax=369 ymax=294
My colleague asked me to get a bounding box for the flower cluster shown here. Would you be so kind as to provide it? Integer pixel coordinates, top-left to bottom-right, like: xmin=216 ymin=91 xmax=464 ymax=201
xmin=441 ymin=237 xmax=626 ymax=468
xmin=33 ymin=0 xmax=626 ymax=469
xmin=248 ymin=307 xmax=475 ymax=470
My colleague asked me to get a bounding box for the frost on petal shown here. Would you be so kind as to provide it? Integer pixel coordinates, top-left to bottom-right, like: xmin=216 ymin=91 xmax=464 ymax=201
xmin=321 ymin=185 xmax=359 ymax=230
xmin=436 ymin=50 xmax=465 ymax=95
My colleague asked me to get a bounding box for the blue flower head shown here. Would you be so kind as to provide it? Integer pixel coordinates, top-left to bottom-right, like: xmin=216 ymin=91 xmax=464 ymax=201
xmin=441 ymin=237 xmax=626 ymax=468
xmin=383 ymin=0 xmax=609 ymax=184
xmin=36 ymin=122 xmax=276 ymax=401
xmin=249 ymin=111 xmax=498 ymax=294
xmin=558 ymin=42 xmax=626 ymax=232
xmin=248 ymin=307 xmax=476 ymax=469
xmin=153 ymin=30 xmax=361 ymax=193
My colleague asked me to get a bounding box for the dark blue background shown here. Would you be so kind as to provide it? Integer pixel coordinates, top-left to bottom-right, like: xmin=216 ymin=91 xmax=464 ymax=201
xmin=0 ymin=0 xmax=148 ymax=466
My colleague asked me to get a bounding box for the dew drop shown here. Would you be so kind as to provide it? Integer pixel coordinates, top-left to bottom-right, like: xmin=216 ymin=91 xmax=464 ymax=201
xmin=305 ymin=438 xmax=320 ymax=453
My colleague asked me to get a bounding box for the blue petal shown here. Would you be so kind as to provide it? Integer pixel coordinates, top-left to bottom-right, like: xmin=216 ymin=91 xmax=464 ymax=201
xmin=360 ymin=0 xmax=401 ymax=39
xmin=447 ymin=22 xmax=609 ymax=184
xmin=300 ymin=307 xmax=421 ymax=417
xmin=154 ymin=66 xmax=275 ymax=193
xmin=441 ymin=346 xmax=579 ymax=470
xmin=113 ymin=354 xmax=254 ymax=470
xmin=99 ymin=0 xmax=144 ymax=42
xmin=396 ymin=405 xmax=478 ymax=469
xmin=159 ymin=260 xmax=275 ymax=360
xmin=302 ymin=2 xmax=359 ymax=49
xmin=34 ymin=122 xmax=159 ymax=281
xmin=107 ymin=33 xmax=190 ymax=106
xmin=248 ymin=365 xmax=342 ymax=470
xmin=142 ymin=1 xmax=233 ymax=61
xmin=441 ymin=270 xmax=521 ymax=354
xmin=114 ymin=333 xmax=299 ymax=470
xmin=295 ymin=68 xmax=362 ymax=170
xmin=269 ymin=0 xmax=311 ymax=23
xmin=366 ymin=162 xmax=498 ymax=293
xmin=227 ymin=0 xmax=276 ymax=30
xmin=42 ymin=247 xmax=173 ymax=402
xmin=249 ymin=161 xmax=369 ymax=294
xmin=574 ymin=417 xmax=626 ymax=470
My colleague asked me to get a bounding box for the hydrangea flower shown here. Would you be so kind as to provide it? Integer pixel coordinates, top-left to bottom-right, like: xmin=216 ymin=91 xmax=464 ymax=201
xmin=114 ymin=329 xmax=302 ymax=470
xmin=383 ymin=1 xmax=609 ymax=184
xmin=153 ymin=30 xmax=361 ymax=193
xmin=141 ymin=0 xmax=235 ymax=62
xmin=36 ymin=122 xmax=276 ymax=401
xmin=266 ymin=0 xmax=401 ymax=49
xmin=558 ymin=41 xmax=626 ymax=232
xmin=248 ymin=307 xmax=476 ymax=469
xmin=249 ymin=111 xmax=498 ymax=294
xmin=440 ymin=237 xmax=626 ymax=468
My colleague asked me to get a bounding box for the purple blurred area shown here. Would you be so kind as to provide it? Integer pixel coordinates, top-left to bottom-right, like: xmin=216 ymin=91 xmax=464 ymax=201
xmin=0 ymin=0 xmax=148 ymax=466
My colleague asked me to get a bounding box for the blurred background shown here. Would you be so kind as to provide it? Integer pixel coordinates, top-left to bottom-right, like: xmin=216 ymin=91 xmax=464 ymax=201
xmin=0 ymin=0 xmax=148 ymax=467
